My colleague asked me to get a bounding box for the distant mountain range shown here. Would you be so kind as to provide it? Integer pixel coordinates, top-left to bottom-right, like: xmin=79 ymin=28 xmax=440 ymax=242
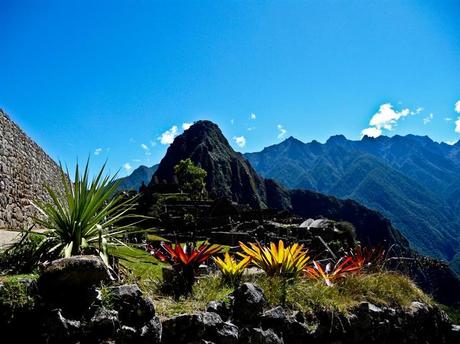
xmin=245 ymin=135 xmax=460 ymax=273
xmin=147 ymin=120 xmax=408 ymax=249
xmin=115 ymin=164 xmax=158 ymax=192
xmin=138 ymin=120 xmax=460 ymax=306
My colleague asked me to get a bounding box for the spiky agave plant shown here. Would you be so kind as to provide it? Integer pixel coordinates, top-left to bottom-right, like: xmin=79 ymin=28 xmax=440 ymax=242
xmin=214 ymin=252 xmax=251 ymax=286
xmin=32 ymin=160 xmax=141 ymax=268
xmin=238 ymin=240 xmax=310 ymax=278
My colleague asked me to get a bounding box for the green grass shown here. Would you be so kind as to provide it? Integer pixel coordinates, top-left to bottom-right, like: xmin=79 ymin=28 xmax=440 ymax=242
xmin=110 ymin=245 xmax=167 ymax=291
xmin=439 ymin=304 xmax=460 ymax=324
xmin=0 ymin=273 xmax=38 ymax=283
xmin=0 ymin=274 xmax=38 ymax=312
xmin=253 ymin=272 xmax=432 ymax=314
xmin=111 ymin=245 xmax=434 ymax=319
xmin=147 ymin=271 xmax=432 ymax=319
xmin=153 ymin=275 xmax=233 ymax=319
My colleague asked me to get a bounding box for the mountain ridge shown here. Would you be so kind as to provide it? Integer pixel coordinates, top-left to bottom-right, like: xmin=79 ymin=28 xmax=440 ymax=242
xmin=244 ymin=133 xmax=460 ymax=271
xmin=141 ymin=120 xmax=460 ymax=306
xmin=147 ymin=120 xmax=408 ymax=250
xmin=115 ymin=164 xmax=158 ymax=192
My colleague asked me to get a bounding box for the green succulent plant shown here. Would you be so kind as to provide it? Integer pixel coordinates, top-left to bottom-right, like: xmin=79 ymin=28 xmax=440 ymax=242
xmin=31 ymin=160 xmax=143 ymax=268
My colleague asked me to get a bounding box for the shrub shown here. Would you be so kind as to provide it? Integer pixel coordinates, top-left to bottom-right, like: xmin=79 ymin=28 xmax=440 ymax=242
xmin=238 ymin=240 xmax=310 ymax=278
xmin=0 ymin=275 xmax=38 ymax=317
xmin=0 ymin=233 xmax=45 ymax=274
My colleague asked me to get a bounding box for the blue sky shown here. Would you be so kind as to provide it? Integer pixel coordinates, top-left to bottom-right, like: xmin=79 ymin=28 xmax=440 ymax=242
xmin=1 ymin=0 xmax=460 ymax=176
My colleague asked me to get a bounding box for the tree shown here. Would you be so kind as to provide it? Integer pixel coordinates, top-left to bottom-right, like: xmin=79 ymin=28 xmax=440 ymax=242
xmin=174 ymin=158 xmax=207 ymax=200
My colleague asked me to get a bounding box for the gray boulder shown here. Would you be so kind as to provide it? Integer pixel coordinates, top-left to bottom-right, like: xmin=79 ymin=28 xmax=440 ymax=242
xmin=42 ymin=309 xmax=81 ymax=344
xmin=261 ymin=306 xmax=286 ymax=331
xmin=109 ymin=284 xmax=155 ymax=327
xmin=207 ymin=300 xmax=231 ymax=321
xmin=38 ymin=255 xmax=109 ymax=309
xmin=162 ymin=312 xmax=238 ymax=344
xmin=239 ymin=327 xmax=283 ymax=344
xmin=232 ymin=283 xmax=266 ymax=325
xmin=86 ymin=306 xmax=119 ymax=340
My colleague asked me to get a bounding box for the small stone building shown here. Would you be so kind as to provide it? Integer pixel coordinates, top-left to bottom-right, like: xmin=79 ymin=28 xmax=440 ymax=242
xmin=0 ymin=109 xmax=63 ymax=229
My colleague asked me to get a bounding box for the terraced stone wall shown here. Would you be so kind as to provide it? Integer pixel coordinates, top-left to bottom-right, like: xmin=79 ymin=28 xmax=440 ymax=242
xmin=0 ymin=109 xmax=62 ymax=229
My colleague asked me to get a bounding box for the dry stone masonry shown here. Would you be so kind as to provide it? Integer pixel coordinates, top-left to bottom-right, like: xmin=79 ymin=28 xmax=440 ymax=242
xmin=0 ymin=109 xmax=63 ymax=229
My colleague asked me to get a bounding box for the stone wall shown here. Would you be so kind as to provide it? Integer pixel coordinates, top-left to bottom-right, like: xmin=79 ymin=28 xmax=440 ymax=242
xmin=0 ymin=109 xmax=63 ymax=229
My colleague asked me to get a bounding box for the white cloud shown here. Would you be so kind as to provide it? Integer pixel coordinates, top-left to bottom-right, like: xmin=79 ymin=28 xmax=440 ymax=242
xmin=158 ymin=125 xmax=179 ymax=145
xmin=94 ymin=148 xmax=102 ymax=156
xmin=369 ymin=103 xmax=410 ymax=130
xmin=445 ymin=141 xmax=457 ymax=145
xmin=423 ymin=113 xmax=434 ymax=125
xmin=455 ymin=118 xmax=460 ymax=134
xmin=230 ymin=119 xmax=235 ymax=125
xmin=182 ymin=122 xmax=192 ymax=130
xmin=250 ymin=113 xmax=256 ymax=120
xmin=277 ymin=124 xmax=287 ymax=139
xmin=150 ymin=140 xmax=157 ymax=147
xmin=361 ymin=103 xmax=411 ymax=138
xmin=123 ymin=163 xmax=133 ymax=173
xmin=247 ymin=127 xmax=255 ymax=131
xmin=233 ymin=136 xmax=246 ymax=148
xmin=455 ymin=100 xmax=460 ymax=113
xmin=361 ymin=127 xmax=382 ymax=138
xmin=445 ymin=117 xmax=452 ymax=122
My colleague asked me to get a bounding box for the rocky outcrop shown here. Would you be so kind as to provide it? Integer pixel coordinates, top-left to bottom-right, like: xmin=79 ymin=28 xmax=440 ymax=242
xmin=0 ymin=258 xmax=162 ymax=343
xmin=38 ymin=255 xmax=110 ymax=313
xmin=1 ymin=274 xmax=458 ymax=343
xmin=0 ymin=109 xmax=63 ymax=229
xmin=162 ymin=283 xmax=458 ymax=344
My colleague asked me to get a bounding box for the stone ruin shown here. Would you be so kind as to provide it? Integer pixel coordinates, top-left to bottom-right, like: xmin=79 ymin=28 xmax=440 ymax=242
xmin=0 ymin=109 xmax=63 ymax=229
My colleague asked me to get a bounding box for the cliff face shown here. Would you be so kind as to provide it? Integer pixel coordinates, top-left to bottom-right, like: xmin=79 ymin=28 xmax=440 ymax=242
xmin=0 ymin=110 xmax=63 ymax=229
xmin=151 ymin=121 xmax=268 ymax=209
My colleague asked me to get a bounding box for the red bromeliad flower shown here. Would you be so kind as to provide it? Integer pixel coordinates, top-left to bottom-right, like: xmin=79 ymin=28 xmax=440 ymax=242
xmin=348 ymin=245 xmax=386 ymax=272
xmin=304 ymin=256 xmax=362 ymax=286
xmin=148 ymin=241 xmax=222 ymax=270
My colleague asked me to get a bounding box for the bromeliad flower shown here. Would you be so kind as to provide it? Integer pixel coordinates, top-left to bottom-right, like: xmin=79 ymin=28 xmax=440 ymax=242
xmin=304 ymin=256 xmax=362 ymax=286
xmin=238 ymin=240 xmax=310 ymax=277
xmin=214 ymin=252 xmax=251 ymax=285
xmin=148 ymin=241 xmax=222 ymax=270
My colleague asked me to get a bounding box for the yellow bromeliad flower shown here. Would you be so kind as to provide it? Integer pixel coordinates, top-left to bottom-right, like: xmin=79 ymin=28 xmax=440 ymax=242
xmin=238 ymin=240 xmax=310 ymax=277
xmin=214 ymin=252 xmax=251 ymax=283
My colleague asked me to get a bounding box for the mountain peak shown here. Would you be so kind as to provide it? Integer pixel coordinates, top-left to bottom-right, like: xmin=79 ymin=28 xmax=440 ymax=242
xmin=281 ymin=136 xmax=304 ymax=145
xmin=150 ymin=120 xmax=269 ymax=208
xmin=326 ymin=134 xmax=347 ymax=144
